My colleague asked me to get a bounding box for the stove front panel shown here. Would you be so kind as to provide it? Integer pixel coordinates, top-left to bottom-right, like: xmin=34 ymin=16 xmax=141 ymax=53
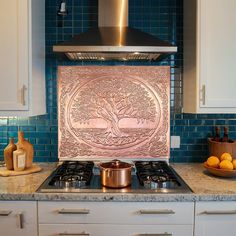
xmin=58 ymin=66 xmax=170 ymax=161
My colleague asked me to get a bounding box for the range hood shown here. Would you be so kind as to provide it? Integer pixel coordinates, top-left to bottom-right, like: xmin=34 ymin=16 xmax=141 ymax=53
xmin=53 ymin=0 xmax=177 ymax=61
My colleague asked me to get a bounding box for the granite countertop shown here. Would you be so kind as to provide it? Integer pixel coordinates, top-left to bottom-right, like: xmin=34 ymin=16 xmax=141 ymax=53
xmin=0 ymin=163 xmax=236 ymax=201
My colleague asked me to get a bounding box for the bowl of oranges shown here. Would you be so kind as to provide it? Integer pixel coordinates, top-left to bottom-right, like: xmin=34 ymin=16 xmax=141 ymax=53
xmin=204 ymin=152 xmax=236 ymax=177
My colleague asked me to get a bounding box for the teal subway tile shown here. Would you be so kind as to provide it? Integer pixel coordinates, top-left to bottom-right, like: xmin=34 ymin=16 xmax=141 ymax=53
xmin=196 ymin=126 xmax=213 ymax=132
xmin=175 ymin=119 xmax=188 ymax=125
xmin=187 ymin=145 xmax=204 ymax=151
xmin=203 ymin=120 xmax=214 ymax=125
xmin=189 ymin=120 xmax=203 ymax=126
xmin=45 ymin=144 xmax=57 ymax=151
xmin=181 ymin=138 xmax=196 ymax=144
xmin=19 ymin=126 xmax=36 ymax=132
xmin=215 ymin=120 xmax=227 ymax=125
xmin=28 ymin=138 xmax=36 ymax=144
xmin=7 ymin=126 xmax=18 ymax=131
xmin=50 ymin=151 xmax=58 ymax=157
xmin=50 ymin=126 xmax=58 ymax=132
xmin=228 ymin=120 xmax=236 ymax=125
xmin=36 ymin=151 xmax=51 ymax=157
xmin=0 ymin=126 xmax=7 ymax=132
xmin=36 ymin=126 xmax=51 ymax=132
xmin=183 ymin=126 xmax=196 ymax=132
xmin=0 ymin=138 xmax=9 ymax=146
xmin=7 ymin=132 xmax=18 ymax=138
xmin=33 ymin=145 xmax=46 ymax=151
xmin=36 ymin=138 xmax=51 ymax=145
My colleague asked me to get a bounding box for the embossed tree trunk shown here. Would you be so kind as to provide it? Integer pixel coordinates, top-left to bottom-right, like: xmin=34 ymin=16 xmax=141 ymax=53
xmin=105 ymin=119 xmax=122 ymax=137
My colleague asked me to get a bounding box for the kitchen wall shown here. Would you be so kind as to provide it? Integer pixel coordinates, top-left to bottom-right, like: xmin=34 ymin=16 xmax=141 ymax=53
xmin=0 ymin=0 xmax=236 ymax=163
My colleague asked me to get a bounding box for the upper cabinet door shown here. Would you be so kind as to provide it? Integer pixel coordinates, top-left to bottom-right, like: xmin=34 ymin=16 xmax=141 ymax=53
xmin=0 ymin=0 xmax=45 ymax=117
xmin=199 ymin=0 xmax=236 ymax=108
xmin=0 ymin=0 xmax=29 ymax=111
xmin=183 ymin=0 xmax=236 ymax=113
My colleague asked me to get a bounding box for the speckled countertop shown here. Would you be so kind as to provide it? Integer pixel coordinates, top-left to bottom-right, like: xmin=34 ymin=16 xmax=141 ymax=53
xmin=0 ymin=163 xmax=236 ymax=201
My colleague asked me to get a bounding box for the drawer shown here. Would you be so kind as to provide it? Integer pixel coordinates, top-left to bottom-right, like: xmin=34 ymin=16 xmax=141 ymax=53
xmin=39 ymin=223 xmax=193 ymax=236
xmin=38 ymin=201 xmax=194 ymax=225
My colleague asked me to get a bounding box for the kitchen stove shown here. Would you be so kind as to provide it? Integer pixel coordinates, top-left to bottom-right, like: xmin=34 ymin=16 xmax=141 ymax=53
xmin=37 ymin=161 xmax=192 ymax=193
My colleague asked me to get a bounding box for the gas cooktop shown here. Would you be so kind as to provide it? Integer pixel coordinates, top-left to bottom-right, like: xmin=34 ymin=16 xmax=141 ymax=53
xmin=37 ymin=161 xmax=192 ymax=193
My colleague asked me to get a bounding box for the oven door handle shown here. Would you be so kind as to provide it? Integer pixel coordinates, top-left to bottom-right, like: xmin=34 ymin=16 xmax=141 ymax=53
xmin=139 ymin=209 xmax=175 ymax=215
xmin=57 ymin=209 xmax=90 ymax=214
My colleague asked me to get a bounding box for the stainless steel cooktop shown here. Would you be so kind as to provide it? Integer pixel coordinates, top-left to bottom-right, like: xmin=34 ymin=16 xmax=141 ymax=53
xmin=37 ymin=161 xmax=192 ymax=194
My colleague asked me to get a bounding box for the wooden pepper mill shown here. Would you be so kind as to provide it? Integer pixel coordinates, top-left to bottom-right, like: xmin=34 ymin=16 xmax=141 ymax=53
xmin=4 ymin=137 xmax=17 ymax=170
xmin=16 ymin=131 xmax=34 ymax=169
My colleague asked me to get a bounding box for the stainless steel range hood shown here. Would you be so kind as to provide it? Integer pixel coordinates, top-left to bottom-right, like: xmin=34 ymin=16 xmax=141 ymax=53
xmin=53 ymin=0 xmax=177 ymax=61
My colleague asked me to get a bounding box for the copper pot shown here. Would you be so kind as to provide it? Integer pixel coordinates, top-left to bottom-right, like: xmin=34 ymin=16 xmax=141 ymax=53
xmin=99 ymin=160 xmax=133 ymax=188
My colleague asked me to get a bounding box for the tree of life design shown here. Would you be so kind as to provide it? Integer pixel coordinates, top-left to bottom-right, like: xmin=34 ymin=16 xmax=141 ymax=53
xmin=68 ymin=76 xmax=161 ymax=149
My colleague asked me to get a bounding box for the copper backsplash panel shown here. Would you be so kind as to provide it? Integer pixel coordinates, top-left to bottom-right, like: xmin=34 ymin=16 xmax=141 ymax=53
xmin=58 ymin=66 xmax=170 ymax=160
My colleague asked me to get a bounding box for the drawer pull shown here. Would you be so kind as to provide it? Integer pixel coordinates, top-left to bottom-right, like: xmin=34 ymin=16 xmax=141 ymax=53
xmin=57 ymin=233 xmax=90 ymax=236
xmin=201 ymin=210 xmax=236 ymax=215
xmin=136 ymin=234 xmax=172 ymax=236
xmin=58 ymin=209 xmax=90 ymax=214
xmin=16 ymin=212 xmax=23 ymax=229
xmin=139 ymin=209 xmax=175 ymax=215
xmin=0 ymin=210 xmax=12 ymax=216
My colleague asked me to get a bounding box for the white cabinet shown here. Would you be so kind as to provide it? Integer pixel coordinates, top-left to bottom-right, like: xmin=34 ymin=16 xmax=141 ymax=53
xmin=183 ymin=0 xmax=236 ymax=113
xmin=195 ymin=201 xmax=236 ymax=236
xmin=38 ymin=201 xmax=194 ymax=236
xmin=0 ymin=201 xmax=37 ymax=236
xmin=0 ymin=0 xmax=45 ymax=117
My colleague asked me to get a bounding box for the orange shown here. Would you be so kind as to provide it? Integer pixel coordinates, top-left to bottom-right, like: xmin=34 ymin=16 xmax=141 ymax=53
xmin=219 ymin=160 xmax=233 ymax=170
xmin=220 ymin=152 xmax=232 ymax=162
xmin=206 ymin=156 xmax=220 ymax=168
xmin=232 ymin=160 xmax=236 ymax=170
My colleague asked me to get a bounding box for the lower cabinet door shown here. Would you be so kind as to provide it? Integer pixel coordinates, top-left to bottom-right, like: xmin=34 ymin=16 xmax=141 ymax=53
xmin=39 ymin=224 xmax=193 ymax=236
xmin=195 ymin=201 xmax=236 ymax=236
xmin=0 ymin=201 xmax=37 ymax=236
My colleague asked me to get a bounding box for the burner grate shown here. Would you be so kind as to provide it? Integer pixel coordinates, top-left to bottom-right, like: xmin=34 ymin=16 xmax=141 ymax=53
xmin=48 ymin=161 xmax=94 ymax=188
xmin=135 ymin=161 xmax=181 ymax=189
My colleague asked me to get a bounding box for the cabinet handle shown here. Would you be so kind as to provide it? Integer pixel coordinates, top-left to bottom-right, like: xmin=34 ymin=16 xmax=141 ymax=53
xmin=21 ymin=85 xmax=27 ymax=106
xmin=16 ymin=212 xmax=23 ymax=229
xmin=0 ymin=210 xmax=12 ymax=216
xmin=57 ymin=233 xmax=90 ymax=236
xmin=136 ymin=234 xmax=172 ymax=236
xmin=139 ymin=209 xmax=175 ymax=215
xmin=57 ymin=209 xmax=90 ymax=214
xmin=201 ymin=84 xmax=206 ymax=105
xmin=201 ymin=210 xmax=236 ymax=215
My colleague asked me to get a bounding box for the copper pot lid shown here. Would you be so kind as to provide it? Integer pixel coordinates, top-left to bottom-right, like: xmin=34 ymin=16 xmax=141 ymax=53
xmin=100 ymin=159 xmax=132 ymax=169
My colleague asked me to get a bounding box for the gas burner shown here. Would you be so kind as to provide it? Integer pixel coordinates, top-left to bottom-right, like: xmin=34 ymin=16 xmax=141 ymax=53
xmin=60 ymin=175 xmax=87 ymax=188
xmin=149 ymin=174 xmax=169 ymax=183
xmin=48 ymin=161 xmax=94 ymax=188
xmin=135 ymin=161 xmax=181 ymax=189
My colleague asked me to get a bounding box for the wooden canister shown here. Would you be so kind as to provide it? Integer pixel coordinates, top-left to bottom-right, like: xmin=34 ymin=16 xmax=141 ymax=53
xmin=208 ymin=138 xmax=236 ymax=158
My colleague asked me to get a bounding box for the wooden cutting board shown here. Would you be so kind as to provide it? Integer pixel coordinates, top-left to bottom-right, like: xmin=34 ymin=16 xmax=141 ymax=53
xmin=0 ymin=164 xmax=42 ymax=177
